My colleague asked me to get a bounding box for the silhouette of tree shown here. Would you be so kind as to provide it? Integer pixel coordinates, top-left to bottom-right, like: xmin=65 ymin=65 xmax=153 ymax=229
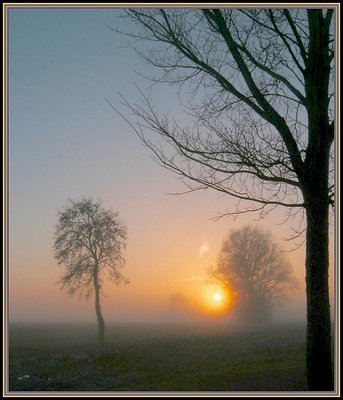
xmin=211 ymin=225 xmax=297 ymax=327
xmin=112 ymin=8 xmax=335 ymax=389
xmin=53 ymin=197 xmax=128 ymax=345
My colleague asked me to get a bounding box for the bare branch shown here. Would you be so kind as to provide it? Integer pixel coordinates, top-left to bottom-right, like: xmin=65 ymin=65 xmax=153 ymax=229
xmin=53 ymin=198 xmax=128 ymax=298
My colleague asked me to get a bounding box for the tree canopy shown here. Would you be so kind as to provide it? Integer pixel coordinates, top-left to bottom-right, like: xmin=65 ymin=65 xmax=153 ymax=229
xmin=54 ymin=198 xmax=128 ymax=297
xmin=212 ymin=225 xmax=297 ymax=325
xmin=114 ymin=8 xmax=334 ymax=224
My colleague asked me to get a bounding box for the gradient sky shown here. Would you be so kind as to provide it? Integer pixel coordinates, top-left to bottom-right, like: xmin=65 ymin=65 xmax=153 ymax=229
xmin=7 ymin=6 xmax=335 ymax=324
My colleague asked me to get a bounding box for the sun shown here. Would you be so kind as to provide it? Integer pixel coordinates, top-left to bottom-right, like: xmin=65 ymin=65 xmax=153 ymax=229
xmin=213 ymin=292 xmax=222 ymax=302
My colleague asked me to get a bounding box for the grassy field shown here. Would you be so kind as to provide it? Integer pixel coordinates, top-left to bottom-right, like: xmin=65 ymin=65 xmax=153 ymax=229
xmin=8 ymin=321 xmax=307 ymax=393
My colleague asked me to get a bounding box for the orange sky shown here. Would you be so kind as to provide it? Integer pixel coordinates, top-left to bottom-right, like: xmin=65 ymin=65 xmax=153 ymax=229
xmin=9 ymin=184 xmax=335 ymax=324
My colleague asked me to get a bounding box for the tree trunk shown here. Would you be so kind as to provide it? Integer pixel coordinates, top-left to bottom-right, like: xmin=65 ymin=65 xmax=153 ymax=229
xmin=304 ymin=194 xmax=333 ymax=390
xmin=303 ymin=11 xmax=333 ymax=390
xmin=94 ymin=266 xmax=105 ymax=346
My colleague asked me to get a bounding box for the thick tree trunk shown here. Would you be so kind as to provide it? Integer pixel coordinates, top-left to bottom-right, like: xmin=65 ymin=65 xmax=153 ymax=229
xmin=94 ymin=266 xmax=105 ymax=346
xmin=303 ymin=11 xmax=333 ymax=390
xmin=302 ymin=122 xmax=333 ymax=390
xmin=304 ymin=193 xmax=333 ymax=390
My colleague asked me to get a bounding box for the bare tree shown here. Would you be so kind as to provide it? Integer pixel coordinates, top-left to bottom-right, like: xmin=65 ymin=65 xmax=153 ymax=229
xmin=53 ymin=198 xmax=128 ymax=346
xmin=211 ymin=225 xmax=297 ymax=326
xmin=112 ymin=8 xmax=335 ymax=390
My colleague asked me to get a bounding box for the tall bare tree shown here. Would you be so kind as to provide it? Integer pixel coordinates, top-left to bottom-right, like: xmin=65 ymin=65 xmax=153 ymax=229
xmin=112 ymin=8 xmax=335 ymax=389
xmin=211 ymin=225 xmax=297 ymax=326
xmin=53 ymin=198 xmax=128 ymax=346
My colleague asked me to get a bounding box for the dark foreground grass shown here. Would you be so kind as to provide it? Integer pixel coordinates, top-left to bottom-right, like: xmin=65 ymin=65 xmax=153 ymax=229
xmin=8 ymin=321 xmax=306 ymax=392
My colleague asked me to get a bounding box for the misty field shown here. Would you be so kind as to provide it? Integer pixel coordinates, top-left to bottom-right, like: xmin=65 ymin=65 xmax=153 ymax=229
xmin=8 ymin=322 xmax=307 ymax=392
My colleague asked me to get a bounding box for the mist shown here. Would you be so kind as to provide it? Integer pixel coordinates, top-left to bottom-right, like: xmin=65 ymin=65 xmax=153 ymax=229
xmin=10 ymin=288 xmax=307 ymax=327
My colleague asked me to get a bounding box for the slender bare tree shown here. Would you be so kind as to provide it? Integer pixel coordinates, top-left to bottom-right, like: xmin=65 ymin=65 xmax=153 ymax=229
xmin=112 ymin=8 xmax=335 ymax=389
xmin=53 ymin=197 xmax=128 ymax=346
xmin=211 ymin=225 xmax=298 ymax=326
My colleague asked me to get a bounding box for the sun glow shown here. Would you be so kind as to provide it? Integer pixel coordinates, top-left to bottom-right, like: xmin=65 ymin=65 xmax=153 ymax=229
xmin=213 ymin=292 xmax=222 ymax=302
xmin=185 ymin=283 xmax=233 ymax=316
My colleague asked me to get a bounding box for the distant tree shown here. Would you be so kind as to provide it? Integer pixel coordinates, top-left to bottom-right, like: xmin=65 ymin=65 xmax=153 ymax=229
xmin=169 ymin=292 xmax=189 ymax=308
xmin=211 ymin=225 xmax=297 ymax=327
xmin=168 ymin=292 xmax=192 ymax=316
xmin=53 ymin=198 xmax=128 ymax=346
xmin=112 ymin=8 xmax=335 ymax=390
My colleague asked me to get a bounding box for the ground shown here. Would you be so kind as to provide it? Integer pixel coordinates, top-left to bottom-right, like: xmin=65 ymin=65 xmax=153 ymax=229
xmin=8 ymin=321 xmax=307 ymax=393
